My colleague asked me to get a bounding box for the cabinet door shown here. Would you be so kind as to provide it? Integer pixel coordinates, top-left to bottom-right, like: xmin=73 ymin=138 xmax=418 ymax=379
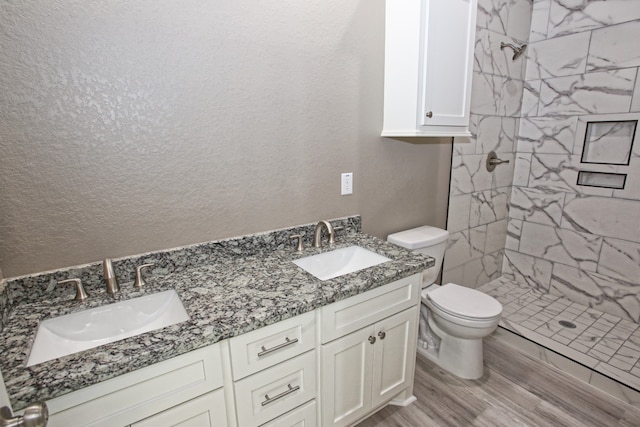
xmin=371 ymin=307 xmax=419 ymax=409
xmin=320 ymin=326 xmax=375 ymax=427
xmin=132 ymin=388 xmax=227 ymax=427
xmin=419 ymin=0 xmax=477 ymax=128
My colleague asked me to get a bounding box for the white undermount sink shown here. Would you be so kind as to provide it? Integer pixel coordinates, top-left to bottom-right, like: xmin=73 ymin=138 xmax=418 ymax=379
xmin=27 ymin=289 xmax=189 ymax=367
xmin=293 ymin=246 xmax=391 ymax=281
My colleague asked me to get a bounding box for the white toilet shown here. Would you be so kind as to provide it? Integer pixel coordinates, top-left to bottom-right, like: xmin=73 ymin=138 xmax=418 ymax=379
xmin=387 ymin=225 xmax=502 ymax=380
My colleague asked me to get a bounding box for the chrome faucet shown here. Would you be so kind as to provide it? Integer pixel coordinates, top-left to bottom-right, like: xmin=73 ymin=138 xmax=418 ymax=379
xmin=58 ymin=278 xmax=90 ymax=301
xmin=0 ymin=401 xmax=48 ymax=427
xmin=103 ymin=258 xmax=119 ymax=294
xmin=313 ymin=220 xmax=335 ymax=248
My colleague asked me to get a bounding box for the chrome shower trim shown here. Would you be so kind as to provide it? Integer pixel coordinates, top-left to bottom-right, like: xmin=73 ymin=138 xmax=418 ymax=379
xmin=500 ymin=42 xmax=527 ymax=61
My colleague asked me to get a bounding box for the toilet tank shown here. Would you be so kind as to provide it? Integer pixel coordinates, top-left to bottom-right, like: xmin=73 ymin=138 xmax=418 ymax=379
xmin=387 ymin=226 xmax=449 ymax=287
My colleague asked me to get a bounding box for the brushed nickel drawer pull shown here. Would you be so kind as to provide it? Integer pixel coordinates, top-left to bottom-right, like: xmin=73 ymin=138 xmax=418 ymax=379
xmin=261 ymin=384 xmax=300 ymax=406
xmin=258 ymin=337 xmax=299 ymax=357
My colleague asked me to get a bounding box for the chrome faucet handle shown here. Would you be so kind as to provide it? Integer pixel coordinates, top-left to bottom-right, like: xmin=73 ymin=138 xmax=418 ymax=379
xmin=58 ymin=278 xmax=89 ymax=301
xmin=103 ymin=258 xmax=120 ymax=294
xmin=486 ymin=151 xmax=510 ymax=172
xmin=289 ymin=235 xmax=304 ymax=251
xmin=329 ymin=226 xmax=344 ymax=245
xmin=133 ymin=263 xmax=155 ymax=288
xmin=1 ymin=401 xmax=48 ymax=427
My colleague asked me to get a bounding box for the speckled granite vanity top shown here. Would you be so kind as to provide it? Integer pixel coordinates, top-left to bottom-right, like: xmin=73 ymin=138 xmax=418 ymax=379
xmin=0 ymin=216 xmax=433 ymax=410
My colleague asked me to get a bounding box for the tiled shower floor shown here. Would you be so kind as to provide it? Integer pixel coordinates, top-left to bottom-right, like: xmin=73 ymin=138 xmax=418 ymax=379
xmin=478 ymin=277 xmax=640 ymax=393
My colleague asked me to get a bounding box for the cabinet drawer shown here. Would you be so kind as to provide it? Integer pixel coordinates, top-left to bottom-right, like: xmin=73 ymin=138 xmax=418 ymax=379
xmin=261 ymin=400 xmax=316 ymax=427
xmin=319 ymin=274 xmax=420 ymax=343
xmin=47 ymin=344 xmax=223 ymax=427
xmin=234 ymin=350 xmax=316 ymax=427
xmin=229 ymin=310 xmax=315 ymax=380
xmin=132 ymin=388 xmax=227 ymax=427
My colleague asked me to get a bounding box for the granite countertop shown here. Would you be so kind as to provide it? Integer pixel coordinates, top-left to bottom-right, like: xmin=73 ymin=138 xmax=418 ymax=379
xmin=0 ymin=228 xmax=433 ymax=410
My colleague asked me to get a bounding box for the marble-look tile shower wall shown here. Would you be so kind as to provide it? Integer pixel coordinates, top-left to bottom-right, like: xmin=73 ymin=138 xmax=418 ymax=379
xmin=442 ymin=0 xmax=532 ymax=288
xmin=504 ymin=0 xmax=640 ymax=322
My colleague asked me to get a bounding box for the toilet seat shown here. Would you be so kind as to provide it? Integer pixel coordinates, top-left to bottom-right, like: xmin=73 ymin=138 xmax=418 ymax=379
xmin=425 ymin=283 xmax=502 ymax=321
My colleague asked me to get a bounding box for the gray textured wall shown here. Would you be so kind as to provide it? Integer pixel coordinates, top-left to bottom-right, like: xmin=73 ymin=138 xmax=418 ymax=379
xmin=0 ymin=0 xmax=451 ymax=277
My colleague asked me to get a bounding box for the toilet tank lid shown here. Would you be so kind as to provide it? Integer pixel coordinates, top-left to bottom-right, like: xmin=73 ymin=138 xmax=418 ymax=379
xmin=387 ymin=225 xmax=449 ymax=250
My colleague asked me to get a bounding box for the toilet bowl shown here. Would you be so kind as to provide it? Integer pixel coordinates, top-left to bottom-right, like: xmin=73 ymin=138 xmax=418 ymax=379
xmin=422 ymin=283 xmax=502 ymax=379
xmin=387 ymin=226 xmax=503 ymax=380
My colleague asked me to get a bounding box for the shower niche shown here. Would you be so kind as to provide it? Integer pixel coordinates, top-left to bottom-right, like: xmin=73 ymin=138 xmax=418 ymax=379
xmin=576 ymin=171 xmax=626 ymax=190
xmin=581 ymin=120 xmax=635 ymax=165
xmin=575 ymin=113 xmax=639 ymax=190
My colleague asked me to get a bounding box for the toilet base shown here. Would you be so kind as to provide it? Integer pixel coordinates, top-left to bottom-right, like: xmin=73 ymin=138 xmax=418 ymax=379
xmin=417 ymin=310 xmax=486 ymax=380
xmin=418 ymin=332 xmax=485 ymax=379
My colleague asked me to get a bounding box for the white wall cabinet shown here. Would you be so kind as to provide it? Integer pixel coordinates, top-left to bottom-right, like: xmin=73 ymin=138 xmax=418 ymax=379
xmin=382 ymin=0 xmax=478 ymax=137
xmin=320 ymin=307 xmax=418 ymax=427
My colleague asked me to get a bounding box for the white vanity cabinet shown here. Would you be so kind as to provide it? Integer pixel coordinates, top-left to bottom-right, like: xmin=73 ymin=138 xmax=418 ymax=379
xmin=382 ymin=0 xmax=478 ymax=137
xmin=35 ymin=274 xmax=421 ymax=427
xmin=319 ymin=276 xmax=420 ymax=427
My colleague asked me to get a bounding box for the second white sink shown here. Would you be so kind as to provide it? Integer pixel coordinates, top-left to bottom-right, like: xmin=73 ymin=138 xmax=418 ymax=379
xmin=293 ymin=246 xmax=391 ymax=281
xmin=27 ymin=289 xmax=189 ymax=366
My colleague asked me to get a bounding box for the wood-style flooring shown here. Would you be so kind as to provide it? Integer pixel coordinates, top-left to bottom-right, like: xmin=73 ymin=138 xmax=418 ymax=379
xmin=356 ymin=336 xmax=640 ymax=426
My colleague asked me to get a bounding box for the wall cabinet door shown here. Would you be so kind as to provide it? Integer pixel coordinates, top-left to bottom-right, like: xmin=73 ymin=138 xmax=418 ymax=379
xmin=371 ymin=307 xmax=418 ymax=408
xmin=382 ymin=0 xmax=478 ymax=137
xmin=320 ymin=326 xmax=375 ymax=427
xmin=418 ymin=0 xmax=477 ymax=129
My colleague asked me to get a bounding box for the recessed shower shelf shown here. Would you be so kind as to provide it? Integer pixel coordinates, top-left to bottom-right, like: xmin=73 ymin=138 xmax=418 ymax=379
xmin=577 ymin=171 xmax=626 ymax=190
xmin=581 ymin=120 xmax=636 ymax=165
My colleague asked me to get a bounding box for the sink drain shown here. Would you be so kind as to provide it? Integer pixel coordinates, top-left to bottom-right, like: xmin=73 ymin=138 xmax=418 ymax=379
xmin=559 ymin=320 xmax=577 ymax=329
